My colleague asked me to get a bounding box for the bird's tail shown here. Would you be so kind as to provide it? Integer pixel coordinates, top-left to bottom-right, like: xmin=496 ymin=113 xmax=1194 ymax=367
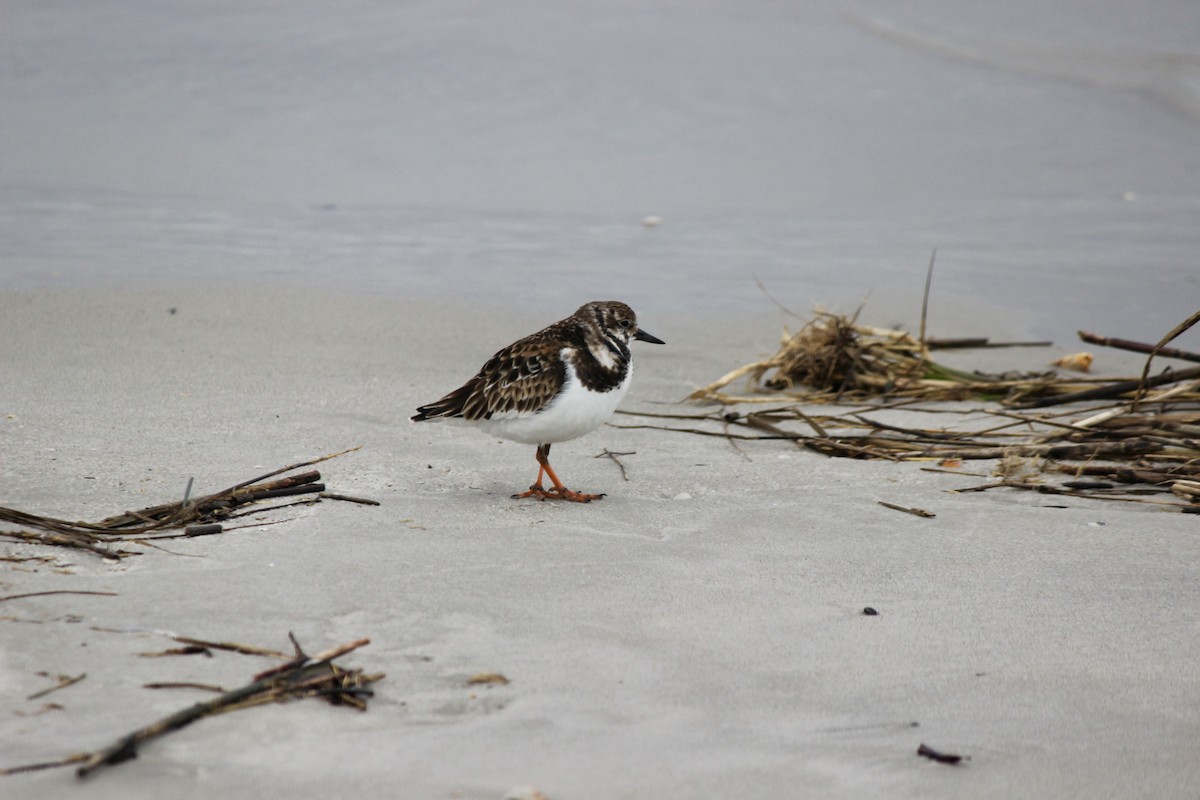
xmin=411 ymin=383 xmax=474 ymax=422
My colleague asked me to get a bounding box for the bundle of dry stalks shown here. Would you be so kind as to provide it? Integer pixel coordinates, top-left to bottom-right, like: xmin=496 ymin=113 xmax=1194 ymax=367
xmin=688 ymin=310 xmax=1069 ymax=405
xmin=643 ymin=306 xmax=1200 ymax=511
xmin=0 ymin=634 xmax=382 ymax=778
xmin=0 ymin=447 xmax=375 ymax=558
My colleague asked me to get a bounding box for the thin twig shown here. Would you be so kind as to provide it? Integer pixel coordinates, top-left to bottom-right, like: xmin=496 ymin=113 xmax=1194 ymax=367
xmin=752 ymin=273 xmax=802 ymax=318
xmin=927 ymin=337 xmax=1053 ymax=349
xmin=73 ymin=635 xmax=374 ymax=778
xmin=1009 ymin=365 xmax=1200 ymax=409
xmin=919 ymin=247 xmax=936 ymax=351
xmin=1079 ymin=330 xmax=1200 ymax=364
xmin=0 ymin=529 xmax=137 ymax=559
xmin=594 ymin=449 xmax=634 ymax=481
xmin=26 ymin=673 xmax=86 ymax=700
xmin=319 ymin=493 xmax=381 ymax=506
xmin=0 ymin=590 xmax=118 ymax=604
xmin=1134 ymin=309 xmax=1200 ymax=411
xmin=878 ymin=501 xmax=936 ymax=518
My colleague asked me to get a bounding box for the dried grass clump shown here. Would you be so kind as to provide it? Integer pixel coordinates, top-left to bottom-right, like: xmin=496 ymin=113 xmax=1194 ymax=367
xmin=689 ymin=310 xmax=1046 ymax=404
xmin=759 ymin=312 xmax=923 ymax=393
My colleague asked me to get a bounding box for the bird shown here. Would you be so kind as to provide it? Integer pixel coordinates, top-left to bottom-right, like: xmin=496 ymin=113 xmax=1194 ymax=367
xmin=412 ymin=300 xmax=664 ymax=502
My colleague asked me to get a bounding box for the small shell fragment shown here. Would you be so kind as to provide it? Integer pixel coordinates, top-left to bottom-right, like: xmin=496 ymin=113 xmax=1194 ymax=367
xmin=1052 ymin=352 xmax=1094 ymax=372
xmin=467 ymin=672 xmax=510 ymax=686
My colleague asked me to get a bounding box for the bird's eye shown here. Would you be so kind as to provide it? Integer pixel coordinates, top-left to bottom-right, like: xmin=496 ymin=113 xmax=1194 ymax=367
xmin=619 ymin=319 xmax=631 ymax=328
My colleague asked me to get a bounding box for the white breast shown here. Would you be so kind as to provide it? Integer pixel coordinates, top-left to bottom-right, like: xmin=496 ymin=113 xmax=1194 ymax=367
xmin=476 ymin=356 xmax=632 ymax=445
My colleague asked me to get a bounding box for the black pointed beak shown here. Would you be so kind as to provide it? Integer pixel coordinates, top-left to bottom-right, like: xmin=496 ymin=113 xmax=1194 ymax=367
xmin=635 ymin=328 xmax=665 ymax=345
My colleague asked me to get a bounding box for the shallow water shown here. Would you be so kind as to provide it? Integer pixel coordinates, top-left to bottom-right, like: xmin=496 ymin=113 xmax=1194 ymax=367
xmin=3 ymin=0 xmax=1198 ymax=345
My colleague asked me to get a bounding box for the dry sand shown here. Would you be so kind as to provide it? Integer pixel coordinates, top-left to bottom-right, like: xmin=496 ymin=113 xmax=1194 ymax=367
xmin=2 ymin=287 xmax=1197 ymax=799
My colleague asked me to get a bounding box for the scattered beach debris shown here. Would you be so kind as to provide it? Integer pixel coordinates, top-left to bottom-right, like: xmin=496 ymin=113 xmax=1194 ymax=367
xmin=619 ymin=307 xmax=1200 ymax=511
xmin=467 ymin=672 xmax=511 ymax=686
xmin=0 ymin=447 xmax=374 ymax=558
xmin=136 ymin=645 xmax=213 ymax=658
xmin=594 ymin=448 xmax=635 ymax=481
xmin=686 ymin=308 xmax=1197 ymax=408
xmin=143 ymin=682 xmax=226 ymax=692
xmin=1078 ymin=329 xmax=1200 ymax=364
xmin=26 ymin=673 xmax=86 ymax=701
xmin=877 ymin=501 xmax=936 ymax=518
xmin=0 ymin=633 xmax=382 ymax=779
xmin=917 ymin=742 xmax=968 ymax=765
xmin=0 ymin=590 xmax=117 ymax=603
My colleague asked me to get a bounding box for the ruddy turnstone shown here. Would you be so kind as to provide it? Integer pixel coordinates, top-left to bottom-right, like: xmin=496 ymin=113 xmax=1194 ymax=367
xmin=412 ymin=300 xmax=664 ymax=502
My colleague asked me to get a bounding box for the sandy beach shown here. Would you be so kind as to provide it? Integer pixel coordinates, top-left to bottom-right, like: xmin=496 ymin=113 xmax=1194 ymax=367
xmin=2 ymin=286 xmax=1198 ymax=799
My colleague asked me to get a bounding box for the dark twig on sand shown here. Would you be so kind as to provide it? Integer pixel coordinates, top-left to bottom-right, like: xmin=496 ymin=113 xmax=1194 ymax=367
xmin=594 ymin=449 xmax=635 ymax=481
xmin=26 ymin=673 xmax=86 ymax=701
xmin=143 ymin=682 xmax=227 ymax=692
xmin=1133 ymin=309 xmax=1200 ymax=412
xmin=878 ymin=501 xmax=936 ymax=518
xmin=68 ymin=635 xmax=377 ymax=779
xmin=918 ymin=743 xmax=967 ymax=765
xmin=0 ymin=632 xmax=381 ymax=779
xmin=1010 ymin=364 xmax=1200 ymax=409
xmin=927 ymin=337 xmax=1053 ymax=349
xmin=0 ymin=529 xmax=137 ymax=559
xmin=1078 ymin=330 xmax=1200 ymax=364
xmin=0 ymin=448 xmax=369 ymax=558
xmin=0 ymin=590 xmax=118 ymax=604
xmin=318 ymin=492 xmax=382 ymax=506
xmin=170 ymin=635 xmax=290 ymax=658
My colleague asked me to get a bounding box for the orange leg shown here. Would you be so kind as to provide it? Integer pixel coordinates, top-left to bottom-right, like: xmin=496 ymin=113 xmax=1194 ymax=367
xmin=512 ymin=444 xmax=605 ymax=503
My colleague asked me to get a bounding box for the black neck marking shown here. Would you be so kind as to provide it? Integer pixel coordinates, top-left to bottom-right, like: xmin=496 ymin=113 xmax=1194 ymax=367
xmin=568 ymin=326 xmax=630 ymax=393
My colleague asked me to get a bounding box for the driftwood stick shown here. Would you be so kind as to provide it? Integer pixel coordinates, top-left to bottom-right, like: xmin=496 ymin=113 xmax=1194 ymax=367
xmin=1078 ymin=330 xmax=1200 ymax=363
xmin=927 ymin=337 xmax=1053 ymax=349
xmin=318 ymin=493 xmax=381 ymax=506
xmin=1007 ymin=365 xmax=1200 ymax=409
xmin=1134 ymin=309 xmax=1200 ymax=411
xmin=171 ymin=636 xmax=290 ymax=658
xmin=76 ymin=675 xmax=283 ymax=776
xmin=227 ymin=483 xmax=326 ymax=504
xmin=960 ymin=481 xmax=1191 ymax=508
xmin=27 ymin=673 xmax=87 ymax=700
xmin=0 ymin=590 xmax=118 ymax=603
xmin=910 ymin=437 xmax=1163 ymax=461
xmin=218 ymin=448 xmax=360 ymax=497
xmin=143 ymin=682 xmax=226 ymax=692
xmin=878 ymin=501 xmax=936 ymax=518
xmin=0 ymin=528 xmax=138 ymax=558
xmin=0 ymin=754 xmax=91 ymax=777
xmin=74 ymin=635 xmax=373 ymax=778
xmin=96 ymin=473 xmax=326 ymax=530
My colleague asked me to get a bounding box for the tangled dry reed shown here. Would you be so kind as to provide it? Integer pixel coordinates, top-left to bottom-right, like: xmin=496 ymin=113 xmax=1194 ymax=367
xmin=630 ymin=308 xmax=1200 ymax=511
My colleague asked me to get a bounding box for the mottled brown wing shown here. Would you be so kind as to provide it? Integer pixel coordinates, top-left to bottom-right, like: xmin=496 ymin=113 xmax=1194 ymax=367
xmin=412 ymin=339 xmax=568 ymax=422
